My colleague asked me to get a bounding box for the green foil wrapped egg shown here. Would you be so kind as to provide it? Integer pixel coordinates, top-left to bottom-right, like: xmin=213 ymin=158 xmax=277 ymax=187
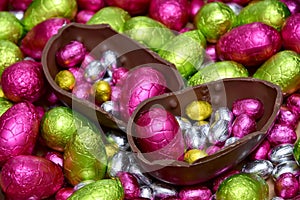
xmin=253 ymin=50 xmax=300 ymax=95
xmin=63 ymin=126 xmax=107 ymax=186
xmin=216 ymin=173 xmax=269 ymax=200
xmin=87 ymin=6 xmax=131 ymax=33
xmin=123 ymin=16 xmax=175 ymax=52
xmin=41 ymin=106 xmax=94 ymax=152
xmin=0 ymin=97 xmax=13 ymax=117
xmin=23 ymin=0 xmax=77 ymax=31
xmin=194 ymin=2 xmax=237 ymax=43
xmin=0 ymin=40 xmax=23 ymax=79
xmin=188 ymin=61 xmax=249 ymax=86
xmin=237 ymin=0 xmax=291 ymax=30
xmin=158 ymin=32 xmax=205 ymax=79
xmin=68 ymin=179 xmax=124 ymax=200
xmin=181 ymin=29 xmax=207 ymax=48
xmin=0 ymin=12 xmax=24 ymax=43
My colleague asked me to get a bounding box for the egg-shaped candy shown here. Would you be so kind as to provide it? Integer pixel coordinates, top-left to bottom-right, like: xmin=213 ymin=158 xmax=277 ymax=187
xmin=117 ymin=172 xmax=140 ymax=199
xmin=105 ymin=0 xmax=150 ymax=15
xmin=0 ymin=12 xmax=24 ymax=44
xmin=1 ymin=60 xmax=45 ymax=103
xmin=275 ymin=173 xmax=299 ymax=199
xmin=281 ymin=13 xmax=300 ymax=54
xmin=75 ymin=10 xmax=95 ymax=24
xmin=232 ymin=98 xmax=264 ymax=120
xmin=134 ymin=107 xmax=185 ymax=161
xmin=280 ymin=0 xmax=300 ymax=14
xmin=231 ymin=114 xmax=257 ymax=138
xmin=0 ymin=155 xmax=64 ymax=200
xmin=87 ymin=6 xmax=131 ymax=33
xmin=20 ymin=18 xmax=70 ymax=60
xmin=188 ymin=0 xmax=205 ymax=21
xmin=216 ymin=22 xmax=282 ymax=67
xmin=22 ymin=0 xmax=77 ymax=31
xmin=77 ymin=0 xmax=105 ymax=11
xmin=55 ymin=187 xmax=74 ymax=200
xmin=253 ymin=50 xmax=300 ymax=95
xmin=64 ymin=126 xmax=107 ymax=186
xmin=149 ymin=0 xmax=189 ymax=31
xmin=267 ymin=124 xmax=297 ymax=146
xmin=237 ymin=0 xmax=291 ymax=31
xmin=0 ymin=101 xmax=39 ymax=166
xmin=9 ymin=0 xmax=32 ymax=10
xmin=179 ymin=185 xmax=212 ymax=200
xmin=55 ymin=70 xmax=76 ymax=91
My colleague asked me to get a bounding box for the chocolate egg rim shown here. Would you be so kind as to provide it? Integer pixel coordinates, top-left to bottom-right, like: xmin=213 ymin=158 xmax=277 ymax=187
xmin=42 ymin=22 xmax=185 ymax=130
xmin=127 ymin=77 xmax=283 ymax=168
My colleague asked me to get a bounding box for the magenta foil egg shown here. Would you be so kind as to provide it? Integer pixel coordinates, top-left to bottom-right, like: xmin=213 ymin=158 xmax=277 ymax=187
xmin=280 ymin=0 xmax=300 ymax=14
xmin=20 ymin=18 xmax=70 ymax=60
xmin=276 ymin=105 xmax=299 ymax=128
xmin=0 ymin=101 xmax=39 ymax=166
xmin=1 ymin=60 xmax=45 ymax=103
xmin=149 ymin=0 xmax=189 ymax=31
xmin=0 ymin=155 xmax=64 ymax=200
xmin=75 ymin=10 xmax=95 ymax=24
xmin=44 ymin=151 xmax=64 ymax=168
xmin=72 ymin=82 xmax=92 ymax=100
xmin=281 ymin=13 xmax=300 ymax=54
xmin=249 ymin=139 xmax=271 ymax=160
xmin=216 ymin=22 xmax=282 ymax=67
xmin=9 ymin=0 xmax=32 ymax=10
xmin=179 ymin=185 xmax=212 ymax=200
xmin=232 ymin=98 xmax=264 ymax=120
xmin=105 ymin=0 xmax=151 ymax=15
xmin=286 ymin=93 xmax=300 ymax=117
xmin=56 ymin=40 xmax=87 ymax=68
xmin=68 ymin=67 xmax=85 ymax=83
xmin=205 ymin=44 xmax=219 ymax=62
xmin=134 ymin=107 xmax=185 ymax=161
xmin=275 ymin=172 xmax=299 ymax=198
xmin=112 ymin=67 xmax=129 ymax=85
xmin=118 ymin=67 xmax=167 ymax=122
xmin=267 ymin=124 xmax=297 ymax=146
xmin=188 ymin=0 xmax=205 ymax=21
xmin=77 ymin=0 xmax=105 ymax=11
xmin=55 ymin=187 xmax=74 ymax=200
xmin=117 ymin=172 xmax=140 ymax=199
xmin=231 ymin=114 xmax=257 ymax=138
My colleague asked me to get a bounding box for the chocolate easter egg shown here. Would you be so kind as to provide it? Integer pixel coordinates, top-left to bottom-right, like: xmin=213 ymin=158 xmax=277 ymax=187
xmin=0 ymin=101 xmax=39 ymax=166
xmin=1 ymin=60 xmax=45 ymax=103
xmin=0 ymin=155 xmax=64 ymax=200
xmin=216 ymin=22 xmax=282 ymax=67
xmin=281 ymin=13 xmax=300 ymax=54
xmin=0 ymin=12 xmax=24 ymax=43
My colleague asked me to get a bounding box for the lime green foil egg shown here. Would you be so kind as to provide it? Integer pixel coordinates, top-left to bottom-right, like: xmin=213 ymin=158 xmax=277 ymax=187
xmin=216 ymin=173 xmax=269 ymax=200
xmin=123 ymin=16 xmax=175 ymax=52
xmin=23 ymin=0 xmax=77 ymax=30
xmin=158 ymin=32 xmax=205 ymax=80
xmin=87 ymin=6 xmax=131 ymax=33
xmin=253 ymin=50 xmax=300 ymax=95
xmin=188 ymin=61 xmax=249 ymax=86
xmin=63 ymin=126 xmax=107 ymax=186
xmin=0 ymin=12 xmax=24 ymax=44
xmin=237 ymin=0 xmax=291 ymax=30
xmin=68 ymin=179 xmax=124 ymax=200
xmin=194 ymin=2 xmax=237 ymax=43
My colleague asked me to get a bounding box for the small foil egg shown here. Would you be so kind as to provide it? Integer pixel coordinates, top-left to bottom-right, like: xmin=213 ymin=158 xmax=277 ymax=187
xmin=212 ymin=170 xmax=240 ymax=192
xmin=276 ymin=105 xmax=299 ymax=128
xmin=72 ymin=82 xmax=91 ymax=100
xmin=0 ymin=155 xmax=64 ymax=200
xmin=56 ymin=40 xmax=87 ymax=68
xmin=84 ymin=60 xmax=107 ymax=83
xmin=1 ymin=60 xmax=45 ymax=103
xmin=275 ymin=173 xmax=299 ymax=199
xmin=184 ymin=149 xmax=208 ymax=164
xmin=241 ymin=159 xmax=274 ymax=179
xmin=107 ymin=150 xmax=131 ymax=177
xmin=151 ymin=182 xmax=178 ymax=199
xmin=188 ymin=0 xmax=205 ymax=21
xmin=267 ymin=124 xmax=297 ymax=146
xmin=286 ymin=93 xmax=300 ymax=117
xmin=281 ymin=13 xmax=300 ymax=54
xmin=206 ymin=145 xmax=221 ymax=155
xmin=44 ymin=151 xmax=64 ymax=168
xmin=231 ymin=114 xmax=257 ymax=138
xmin=112 ymin=67 xmax=128 ymax=85
xmin=183 ymin=124 xmax=209 ymax=150
xmin=232 ymin=98 xmax=264 ymax=120
xmin=91 ymin=80 xmax=111 ymax=103
xmin=100 ymin=50 xmax=119 ymax=70
xmin=185 ymin=100 xmax=212 ymax=121
xmin=55 ymin=70 xmax=76 ymax=91
xmin=149 ymin=0 xmax=189 ymax=31
xmin=75 ymin=10 xmax=95 ymax=24
xmin=268 ymin=143 xmax=294 ymax=164
xmin=68 ymin=67 xmax=85 ymax=84
xmin=77 ymin=0 xmax=105 ymax=11
xmin=117 ymin=172 xmax=140 ymax=199
xmin=134 ymin=107 xmax=185 ymax=161
xmin=208 ymin=119 xmax=231 ymax=145
xmin=179 ymin=185 xmax=212 ymax=200
xmin=249 ymin=139 xmax=271 ymax=160
xmin=272 ymin=161 xmax=300 ymax=180
xmin=55 ymin=187 xmax=74 ymax=200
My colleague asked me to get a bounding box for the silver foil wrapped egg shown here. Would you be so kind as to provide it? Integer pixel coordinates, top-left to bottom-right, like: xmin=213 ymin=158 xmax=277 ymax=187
xmin=272 ymin=160 xmax=300 ymax=180
xmin=84 ymin=60 xmax=107 ymax=83
xmin=184 ymin=124 xmax=209 ymax=150
xmin=208 ymin=119 xmax=231 ymax=145
xmin=268 ymin=143 xmax=294 ymax=164
xmin=241 ymin=159 xmax=274 ymax=179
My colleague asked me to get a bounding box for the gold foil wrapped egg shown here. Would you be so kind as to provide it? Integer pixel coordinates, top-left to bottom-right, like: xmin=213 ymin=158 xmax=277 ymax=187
xmin=184 ymin=149 xmax=208 ymax=164
xmin=55 ymin=70 xmax=75 ymax=91
xmin=92 ymin=80 xmax=111 ymax=103
xmin=185 ymin=100 xmax=212 ymax=121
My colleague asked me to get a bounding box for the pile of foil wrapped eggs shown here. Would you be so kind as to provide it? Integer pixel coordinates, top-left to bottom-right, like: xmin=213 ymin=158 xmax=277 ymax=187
xmin=0 ymin=0 xmax=298 ymax=199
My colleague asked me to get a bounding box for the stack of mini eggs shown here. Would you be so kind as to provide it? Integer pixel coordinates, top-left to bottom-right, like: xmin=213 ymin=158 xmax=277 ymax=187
xmin=0 ymin=0 xmax=298 ymax=199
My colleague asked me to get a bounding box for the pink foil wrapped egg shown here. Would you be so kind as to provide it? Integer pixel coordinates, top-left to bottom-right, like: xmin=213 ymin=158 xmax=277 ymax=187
xmin=149 ymin=0 xmax=189 ymax=31
xmin=56 ymin=40 xmax=87 ymax=68
xmin=9 ymin=0 xmax=32 ymax=10
xmin=275 ymin=172 xmax=299 ymax=198
xmin=179 ymin=185 xmax=212 ymax=200
xmin=117 ymin=172 xmax=140 ymax=199
xmin=105 ymin=0 xmax=151 ymax=15
xmin=0 ymin=155 xmax=64 ymax=200
xmin=20 ymin=18 xmax=70 ymax=60
xmin=68 ymin=67 xmax=85 ymax=83
xmin=75 ymin=10 xmax=95 ymax=24
xmin=44 ymin=151 xmax=64 ymax=168
xmin=280 ymin=0 xmax=300 ymax=14
xmin=55 ymin=187 xmax=74 ymax=200
xmin=276 ymin=105 xmax=299 ymax=128
xmin=216 ymin=22 xmax=282 ymax=67
xmin=231 ymin=114 xmax=257 ymax=138
xmin=112 ymin=67 xmax=129 ymax=85
xmin=134 ymin=107 xmax=185 ymax=161
xmin=188 ymin=0 xmax=205 ymax=21
xmin=118 ymin=67 xmax=167 ymax=122
xmin=0 ymin=101 xmax=39 ymax=166
xmin=281 ymin=13 xmax=300 ymax=54
xmin=267 ymin=124 xmax=297 ymax=146
xmin=1 ymin=60 xmax=45 ymax=103
xmin=232 ymin=98 xmax=264 ymax=120
xmin=286 ymin=93 xmax=300 ymax=117
xmin=249 ymin=139 xmax=271 ymax=160
xmin=72 ymin=82 xmax=92 ymax=100
xmin=77 ymin=0 xmax=105 ymax=11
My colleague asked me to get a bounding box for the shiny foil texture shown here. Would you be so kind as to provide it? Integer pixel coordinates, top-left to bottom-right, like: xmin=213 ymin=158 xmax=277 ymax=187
xmin=275 ymin=173 xmax=299 ymax=198
xmin=117 ymin=172 xmax=140 ymax=199
xmin=63 ymin=126 xmax=107 ymax=186
xmin=276 ymin=105 xmax=299 ymax=128
xmin=0 ymin=155 xmax=64 ymax=200
xmin=0 ymin=12 xmax=24 ymax=44
xmin=134 ymin=107 xmax=185 ymax=161
xmin=9 ymin=0 xmax=33 ymax=10
xmin=216 ymin=22 xmax=282 ymax=67
xmin=105 ymin=0 xmax=151 ymax=15
xmin=253 ymin=50 xmax=300 ymax=94
xmin=75 ymin=10 xmax=95 ymax=24
xmin=286 ymin=93 xmax=300 ymax=116
xmin=1 ymin=60 xmax=45 ymax=103
xmin=0 ymin=101 xmax=39 ymax=166
xmin=281 ymin=13 xmax=300 ymax=54
xmin=280 ymin=0 xmax=300 ymax=14
xmin=20 ymin=17 xmax=70 ymax=60
xmin=232 ymin=98 xmax=264 ymax=120
xmin=77 ymin=0 xmax=105 ymax=11
xmin=23 ymin=0 xmax=77 ymax=30
xmin=56 ymin=40 xmax=86 ymax=68
xmin=267 ymin=124 xmax=297 ymax=146
xmin=188 ymin=0 xmax=204 ymax=21
xmin=249 ymin=139 xmax=271 ymax=160
xmin=231 ymin=114 xmax=257 ymax=138
xmin=117 ymin=67 xmax=167 ymax=121
xmin=179 ymin=185 xmax=212 ymax=199
xmin=149 ymin=0 xmax=189 ymax=31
